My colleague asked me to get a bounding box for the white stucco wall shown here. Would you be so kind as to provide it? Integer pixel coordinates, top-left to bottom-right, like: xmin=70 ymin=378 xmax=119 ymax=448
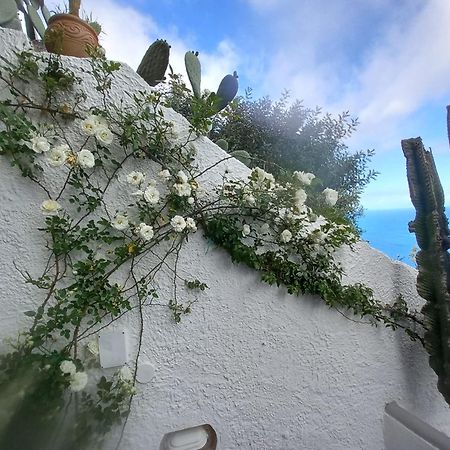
xmin=0 ymin=28 xmax=449 ymax=450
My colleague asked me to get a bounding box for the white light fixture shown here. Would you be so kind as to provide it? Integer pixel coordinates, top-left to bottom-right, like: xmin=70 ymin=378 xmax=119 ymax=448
xmin=159 ymin=424 xmax=217 ymax=450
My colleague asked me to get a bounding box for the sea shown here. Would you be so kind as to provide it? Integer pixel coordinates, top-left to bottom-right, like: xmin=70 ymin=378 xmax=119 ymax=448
xmin=357 ymin=208 xmax=418 ymax=267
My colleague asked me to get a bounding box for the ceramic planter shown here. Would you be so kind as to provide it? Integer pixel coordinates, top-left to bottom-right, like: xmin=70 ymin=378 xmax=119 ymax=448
xmin=44 ymin=13 xmax=98 ymax=58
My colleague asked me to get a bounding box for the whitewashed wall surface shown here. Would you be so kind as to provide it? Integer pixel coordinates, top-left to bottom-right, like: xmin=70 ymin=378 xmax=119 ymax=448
xmin=0 ymin=28 xmax=449 ymax=450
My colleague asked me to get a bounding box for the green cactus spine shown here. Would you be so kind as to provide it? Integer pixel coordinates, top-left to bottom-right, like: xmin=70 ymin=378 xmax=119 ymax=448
xmin=216 ymin=71 xmax=238 ymax=112
xmin=185 ymin=51 xmax=201 ymax=99
xmin=402 ymin=136 xmax=450 ymax=406
xmin=137 ymin=39 xmax=171 ymax=87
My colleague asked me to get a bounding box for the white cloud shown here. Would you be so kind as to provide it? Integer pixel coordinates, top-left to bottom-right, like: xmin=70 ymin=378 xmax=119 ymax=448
xmin=245 ymin=0 xmax=450 ymax=153
xmin=44 ymin=0 xmax=240 ymax=92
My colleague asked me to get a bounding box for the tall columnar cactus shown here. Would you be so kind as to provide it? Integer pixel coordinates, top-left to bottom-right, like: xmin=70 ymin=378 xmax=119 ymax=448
xmin=402 ymin=136 xmax=450 ymax=406
xmin=137 ymin=39 xmax=171 ymax=87
xmin=0 ymin=0 xmax=22 ymax=31
xmin=20 ymin=0 xmax=51 ymax=39
xmin=2 ymin=0 xmax=51 ymax=40
xmin=185 ymin=51 xmax=201 ymax=99
xmin=215 ymin=71 xmax=239 ymax=112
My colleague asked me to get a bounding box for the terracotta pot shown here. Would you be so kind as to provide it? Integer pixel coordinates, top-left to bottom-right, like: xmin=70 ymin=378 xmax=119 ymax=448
xmin=44 ymin=14 xmax=99 ymax=58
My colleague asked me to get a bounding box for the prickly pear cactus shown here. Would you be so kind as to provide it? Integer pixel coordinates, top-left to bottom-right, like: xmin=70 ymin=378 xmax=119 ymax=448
xmin=402 ymin=137 xmax=450 ymax=406
xmin=185 ymin=51 xmax=201 ymax=99
xmin=216 ymin=71 xmax=238 ymax=112
xmin=0 ymin=0 xmax=21 ymax=31
xmin=137 ymin=39 xmax=171 ymax=87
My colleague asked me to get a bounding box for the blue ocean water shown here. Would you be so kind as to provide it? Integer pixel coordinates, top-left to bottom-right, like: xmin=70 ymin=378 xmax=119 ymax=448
xmin=357 ymin=208 xmax=418 ymax=267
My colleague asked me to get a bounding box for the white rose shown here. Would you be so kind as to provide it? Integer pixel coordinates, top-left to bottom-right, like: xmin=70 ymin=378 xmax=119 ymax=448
xmin=242 ymin=224 xmax=251 ymax=237
xmin=158 ymin=169 xmax=171 ymax=180
xmin=143 ymin=186 xmax=160 ymax=205
xmin=29 ymin=135 xmax=50 ymax=154
xmin=294 ymin=171 xmax=315 ymax=185
xmin=137 ymin=223 xmax=154 ymax=241
xmin=118 ymin=366 xmax=133 ymax=382
xmin=77 ymin=149 xmax=95 ymax=169
xmin=176 ymin=170 xmax=189 ymax=184
xmin=96 ymin=127 xmax=113 ymax=145
xmin=112 ymin=214 xmax=129 ymax=231
xmin=47 ymin=144 xmax=69 ymax=167
xmin=41 ymin=199 xmax=61 ymax=215
xmin=80 ymin=117 xmax=97 ymax=136
xmin=280 ymin=229 xmax=293 ymax=243
xmin=294 ymin=189 xmax=307 ymax=207
xmin=69 ymin=371 xmax=88 ymax=392
xmin=171 ymin=215 xmax=186 ymax=232
xmin=243 ymin=194 xmax=256 ymax=206
xmin=60 ymin=360 xmax=76 ymax=375
xmin=187 ymin=197 xmax=195 ymax=205
xmin=173 ymin=182 xmax=191 ymax=197
xmin=323 ymin=188 xmax=338 ymax=206
xmin=126 ymin=171 xmax=145 ymax=186
xmin=186 ymin=217 xmax=197 ymax=232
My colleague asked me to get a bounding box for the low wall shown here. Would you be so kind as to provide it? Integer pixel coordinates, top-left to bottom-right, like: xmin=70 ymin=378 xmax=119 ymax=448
xmin=0 ymin=28 xmax=448 ymax=450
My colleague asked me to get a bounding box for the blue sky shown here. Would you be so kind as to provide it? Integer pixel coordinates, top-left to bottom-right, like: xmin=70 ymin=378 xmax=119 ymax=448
xmin=48 ymin=0 xmax=450 ymax=210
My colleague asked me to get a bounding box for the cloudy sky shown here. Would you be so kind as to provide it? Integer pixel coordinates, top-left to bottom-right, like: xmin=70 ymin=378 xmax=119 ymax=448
xmin=48 ymin=0 xmax=450 ymax=209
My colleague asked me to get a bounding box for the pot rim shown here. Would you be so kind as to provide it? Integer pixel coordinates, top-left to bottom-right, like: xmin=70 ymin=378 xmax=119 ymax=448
xmin=47 ymin=13 xmax=99 ymax=37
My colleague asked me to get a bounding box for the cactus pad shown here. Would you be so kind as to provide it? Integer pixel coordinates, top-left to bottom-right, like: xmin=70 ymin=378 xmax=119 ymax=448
xmin=0 ymin=0 xmax=18 ymax=26
xmin=137 ymin=39 xmax=171 ymax=87
xmin=185 ymin=51 xmax=201 ymax=99
xmin=216 ymin=71 xmax=238 ymax=112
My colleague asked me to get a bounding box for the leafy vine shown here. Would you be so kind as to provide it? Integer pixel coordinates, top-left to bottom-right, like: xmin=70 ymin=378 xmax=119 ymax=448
xmin=0 ymin=50 xmax=425 ymax=449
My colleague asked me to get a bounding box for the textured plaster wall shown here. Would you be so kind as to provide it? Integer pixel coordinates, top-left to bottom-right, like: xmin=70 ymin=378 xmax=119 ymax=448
xmin=0 ymin=28 xmax=449 ymax=450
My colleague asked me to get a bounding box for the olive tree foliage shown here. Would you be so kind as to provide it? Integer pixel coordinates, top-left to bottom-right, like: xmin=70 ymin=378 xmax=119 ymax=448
xmin=210 ymin=90 xmax=377 ymax=222
xmin=163 ymin=75 xmax=377 ymax=223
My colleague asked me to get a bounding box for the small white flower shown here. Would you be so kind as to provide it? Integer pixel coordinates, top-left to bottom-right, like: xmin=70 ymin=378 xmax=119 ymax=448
xmin=173 ymin=182 xmax=191 ymax=197
xmin=77 ymin=149 xmax=95 ymax=169
xmin=158 ymin=169 xmax=171 ymax=180
xmin=112 ymin=214 xmax=129 ymax=231
xmin=118 ymin=366 xmax=133 ymax=382
xmin=96 ymin=127 xmax=113 ymax=145
xmin=171 ymin=215 xmax=186 ymax=232
xmin=60 ymin=360 xmax=76 ymax=375
xmin=69 ymin=371 xmax=88 ymax=392
xmin=242 ymin=224 xmax=251 ymax=237
xmin=176 ymin=170 xmax=189 ymax=184
xmin=80 ymin=116 xmax=97 ymax=136
xmin=294 ymin=189 xmax=307 ymax=207
xmin=243 ymin=194 xmax=256 ymax=206
xmin=47 ymin=144 xmax=69 ymax=167
xmin=126 ymin=171 xmax=145 ymax=186
xmin=280 ymin=229 xmax=293 ymax=243
xmin=29 ymin=135 xmax=50 ymax=154
xmin=143 ymin=186 xmax=160 ymax=205
xmin=323 ymin=188 xmax=338 ymax=206
xmin=41 ymin=199 xmax=61 ymax=215
xmin=137 ymin=223 xmax=154 ymax=241
xmin=294 ymin=171 xmax=315 ymax=185
xmin=186 ymin=217 xmax=197 ymax=232
xmin=187 ymin=196 xmax=195 ymax=205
